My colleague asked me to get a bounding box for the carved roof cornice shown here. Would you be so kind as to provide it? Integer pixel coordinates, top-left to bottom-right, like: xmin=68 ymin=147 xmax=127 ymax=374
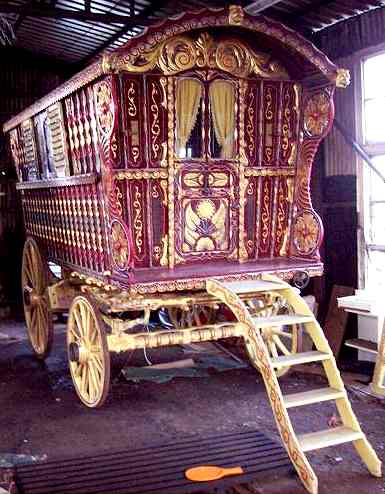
xmin=4 ymin=5 xmax=343 ymax=133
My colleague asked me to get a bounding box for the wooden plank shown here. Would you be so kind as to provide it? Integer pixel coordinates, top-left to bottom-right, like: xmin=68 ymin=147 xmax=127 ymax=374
xmin=299 ymin=426 xmax=363 ymax=452
xmin=323 ymin=285 xmax=354 ymax=358
xmin=345 ymin=338 xmax=378 ymax=354
xmin=271 ymin=351 xmax=330 ymax=368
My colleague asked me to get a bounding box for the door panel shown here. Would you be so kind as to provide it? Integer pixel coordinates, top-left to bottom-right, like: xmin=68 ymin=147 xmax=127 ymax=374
xmin=174 ymin=162 xmax=238 ymax=263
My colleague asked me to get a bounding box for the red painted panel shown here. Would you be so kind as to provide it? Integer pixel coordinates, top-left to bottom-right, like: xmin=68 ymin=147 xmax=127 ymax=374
xmin=244 ymin=175 xmax=257 ymax=258
xmin=258 ymin=176 xmax=274 ymax=257
xmin=150 ymin=179 xmax=168 ymax=267
xmin=146 ymin=76 xmax=168 ymax=167
xmin=244 ymin=82 xmax=260 ymax=166
xmin=278 ymin=83 xmax=298 ymax=167
xmin=121 ymin=76 xmax=143 ymax=168
xmin=261 ymin=82 xmax=280 ymax=166
xmin=274 ymin=177 xmax=290 ymax=257
xmin=127 ymin=179 xmax=149 ymax=267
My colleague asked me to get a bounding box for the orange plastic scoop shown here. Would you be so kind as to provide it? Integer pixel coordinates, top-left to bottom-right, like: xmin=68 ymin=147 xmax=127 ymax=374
xmin=185 ymin=465 xmax=244 ymax=482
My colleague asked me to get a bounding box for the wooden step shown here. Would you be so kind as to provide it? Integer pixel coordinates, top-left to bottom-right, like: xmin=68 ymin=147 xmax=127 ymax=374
xmin=252 ymin=314 xmax=313 ymax=328
xmin=271 ymin=351 xmax=330 ymax=369
xmin=299 ymin=426 xmax=363 ymax=452
xmin=221 ymin=279 xmax=286 ymax=294
xmin=284 ymin=387 xmax=345 ymax=408
xmin=345 ymin=338 xmax=378 ymax=354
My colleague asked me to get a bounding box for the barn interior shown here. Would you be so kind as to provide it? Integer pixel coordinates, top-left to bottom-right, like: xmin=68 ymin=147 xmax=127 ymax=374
xmin=1 ymin=1 xmax=385 ymax=494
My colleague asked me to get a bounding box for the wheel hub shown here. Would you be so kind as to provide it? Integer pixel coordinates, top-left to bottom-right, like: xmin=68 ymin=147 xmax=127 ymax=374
xmin=69 ymin=342 xmax=90 ymax=364
xmin=23 ymin=287 xmax=41 ymax=307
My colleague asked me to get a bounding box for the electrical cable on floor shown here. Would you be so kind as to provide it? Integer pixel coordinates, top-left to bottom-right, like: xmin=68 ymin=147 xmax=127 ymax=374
xmin=143 ymin=324 xmax=153 ymax=366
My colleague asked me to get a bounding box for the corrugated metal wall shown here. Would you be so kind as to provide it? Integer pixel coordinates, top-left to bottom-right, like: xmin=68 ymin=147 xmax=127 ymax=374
xmin=0 ymin=49 xmax=64 ymax=311
xmin=323 ymin=55 xmax=358 ymax=177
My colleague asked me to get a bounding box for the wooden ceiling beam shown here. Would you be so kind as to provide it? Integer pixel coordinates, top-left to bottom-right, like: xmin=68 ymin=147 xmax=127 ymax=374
xmin=245 ymin=0 xmax=284 ymax=14
xmin=0 ymin=4 xmax=157 ymax=25
xmin=79 ymin=0 xmax=168 ymax=67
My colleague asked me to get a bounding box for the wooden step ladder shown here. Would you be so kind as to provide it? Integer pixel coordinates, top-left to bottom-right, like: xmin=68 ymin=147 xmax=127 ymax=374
xmin=206 ymin=275 xmax=382 ymax=494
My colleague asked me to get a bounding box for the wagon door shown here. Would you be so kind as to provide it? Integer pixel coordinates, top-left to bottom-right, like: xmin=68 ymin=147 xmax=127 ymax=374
xmin=171 ymin=74 xmax=239 ymax=265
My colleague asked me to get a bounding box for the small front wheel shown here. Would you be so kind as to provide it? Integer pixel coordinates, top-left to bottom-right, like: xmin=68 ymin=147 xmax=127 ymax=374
xmin=67 ymin=295 xmax=110 ymax=408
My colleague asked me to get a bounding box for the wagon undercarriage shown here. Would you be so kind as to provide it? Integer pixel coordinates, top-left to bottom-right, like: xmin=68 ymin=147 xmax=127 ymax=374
xmin=20 ymin=237 xmax=381 ymax=494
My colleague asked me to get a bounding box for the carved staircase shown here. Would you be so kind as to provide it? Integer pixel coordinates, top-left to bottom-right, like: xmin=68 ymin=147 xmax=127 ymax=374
xmin=206 ymin=275 xmax=382 ymax=494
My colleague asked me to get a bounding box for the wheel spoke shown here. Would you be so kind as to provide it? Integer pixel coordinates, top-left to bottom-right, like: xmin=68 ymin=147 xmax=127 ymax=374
xmin=91 ymin=355 xmax=103 ymax=375
xmin=273 ymin=335 xmax=291 ymax=356
xmin=73 ymin=307 xmax=84 ymax=339
xmin=89 ymin=363 xmax=100 ymax=400
xmin=273 ymin=329 xmax=293 ymax=340
xmin=268 ymin=339 xmax=279 ymax=359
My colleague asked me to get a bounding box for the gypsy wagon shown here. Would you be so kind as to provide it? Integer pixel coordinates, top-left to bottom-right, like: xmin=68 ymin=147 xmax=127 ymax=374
xmin=3 ymin=5 xmax=381 ymax=493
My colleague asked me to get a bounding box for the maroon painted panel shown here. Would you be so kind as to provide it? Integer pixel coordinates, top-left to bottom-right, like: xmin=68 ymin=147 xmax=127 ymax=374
xmin=261 ymin=82 xmax=280 ymax=166
xmin=146 ymin=76 xmax=168 ymax=167
xmin=121 ymin=75 xmax=143 ymax=168
xmin=244 ymin=82 xmax=260 ymax=166
xmin=278 ymin=83 xmax=298 ymax=167
xmin=150 ymin=178 xmax=168 ymax=267
xmin=258 ymin=176 xmax=274 ymax=257
xmin=244 ymin=175 xmax=257 ymax=258
xmin=273 ymin=177 xmax=290 ymax=257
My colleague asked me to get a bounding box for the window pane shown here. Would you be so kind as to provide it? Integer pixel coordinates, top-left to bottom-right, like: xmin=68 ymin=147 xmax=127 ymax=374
xmin=366 ymin=250 xmax=385 ymax=292
xmin=364 ymin=98 xmax=385 ymax=142
xmin=369 ymin=155 xmax=385 ymax=201
xmin=370 ymin=203 xmax=385 ymax=244
xmin=175 ymin=78 xmax=203 ymax=159
xmin=363 ymin=52 xmax=385 ymax=100
xmin=209 ymin=80 xmax=236 ymax=159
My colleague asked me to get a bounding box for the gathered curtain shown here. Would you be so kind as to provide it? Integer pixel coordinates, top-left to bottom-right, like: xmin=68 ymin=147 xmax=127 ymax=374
xmin=176 ymin=78 xmax=202 ymax=157
xmin=209 ymin=80 xmax=235 ymax=159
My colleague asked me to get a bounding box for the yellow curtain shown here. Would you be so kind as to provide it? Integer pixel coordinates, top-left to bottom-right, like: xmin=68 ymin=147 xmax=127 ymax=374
xmin=176 ymin=79 xmax=202 ymax=157
xmin=209 ymin=80 xmax=235 ymax=159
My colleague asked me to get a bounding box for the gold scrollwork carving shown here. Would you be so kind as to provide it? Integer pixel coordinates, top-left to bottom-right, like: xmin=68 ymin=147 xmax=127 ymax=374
xmin=119 ymin=32 xmax=288 ymax=80
xmin=228 ymin=5 xmax=244 ymax=25
xmin=244 ymin=168 xmax=295 ymax=177
xmin=133 ymin=185 xmax=144 ymax=255
xmin=335 ymin=68 xmax=351 ymax=88
xmin=127 ymin=82 xmax=137 ymax=117
xmin=150 ymin=82 xmax=161 ymax=161
xmin=115 ymin=169 xmax=168 ymax=180
xmin=95 ymin=82 xmax=114 ymax=136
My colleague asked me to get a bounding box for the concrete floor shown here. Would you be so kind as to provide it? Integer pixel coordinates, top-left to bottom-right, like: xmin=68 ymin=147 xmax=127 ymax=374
xmin=0 ymin=318 xmax=385 ymax=494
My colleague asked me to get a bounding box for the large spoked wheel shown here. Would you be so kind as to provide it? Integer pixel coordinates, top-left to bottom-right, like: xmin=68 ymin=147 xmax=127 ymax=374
xmin=21 ymin=238 xmax=53 ymax=359
xmin=246 ymin=294 xmax=302 ymax=377
xmin=67 ymin=295 xmax=111 ymax=408
xmin=261 ymin=322 xmax=302 ymax=377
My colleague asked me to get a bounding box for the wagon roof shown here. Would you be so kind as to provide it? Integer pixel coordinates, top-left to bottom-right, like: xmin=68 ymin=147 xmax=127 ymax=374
xmin=3 ymin=4 xmax=343 ymax=133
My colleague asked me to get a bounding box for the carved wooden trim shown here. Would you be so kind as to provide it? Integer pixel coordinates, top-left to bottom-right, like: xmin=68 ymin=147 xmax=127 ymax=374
xmin=16 ymin=173 xmax=98 ymax=190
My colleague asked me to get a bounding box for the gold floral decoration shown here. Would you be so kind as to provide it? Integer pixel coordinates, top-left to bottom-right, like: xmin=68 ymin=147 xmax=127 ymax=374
xmin=293 ymin=211 xmax=320 ymax=255
xmin=303 ymin=92 xmax=330 ymax=137
xmin=95 ymin=82 xmax=114 ymax=135
xmin=111 ymin=221 xmax=130 ymax=269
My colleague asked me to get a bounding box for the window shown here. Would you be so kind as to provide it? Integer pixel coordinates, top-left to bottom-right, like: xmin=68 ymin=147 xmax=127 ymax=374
xmin=175 ymin=77 xmax=236 ymax=160
xmin=361 ymin=53 xmax=385 ymax=291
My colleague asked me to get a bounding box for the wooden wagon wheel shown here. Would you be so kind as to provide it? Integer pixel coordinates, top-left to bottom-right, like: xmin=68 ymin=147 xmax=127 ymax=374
xmin=261 ymin=322 xmax=302 ymax=377
xmin=168 ymin=305 xmax=217 ymax=328
xmin=21 ymin=238 xmax=53 ymax=359
xmin=246 ymin=294 xmax=302 ymax=377
xmin=67 ymin=295 xmax=111 ymax=408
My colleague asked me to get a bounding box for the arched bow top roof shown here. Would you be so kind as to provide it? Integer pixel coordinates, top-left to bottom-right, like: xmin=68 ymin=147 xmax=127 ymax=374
xmin=4 ymin=4 xmax=349 ymax=132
